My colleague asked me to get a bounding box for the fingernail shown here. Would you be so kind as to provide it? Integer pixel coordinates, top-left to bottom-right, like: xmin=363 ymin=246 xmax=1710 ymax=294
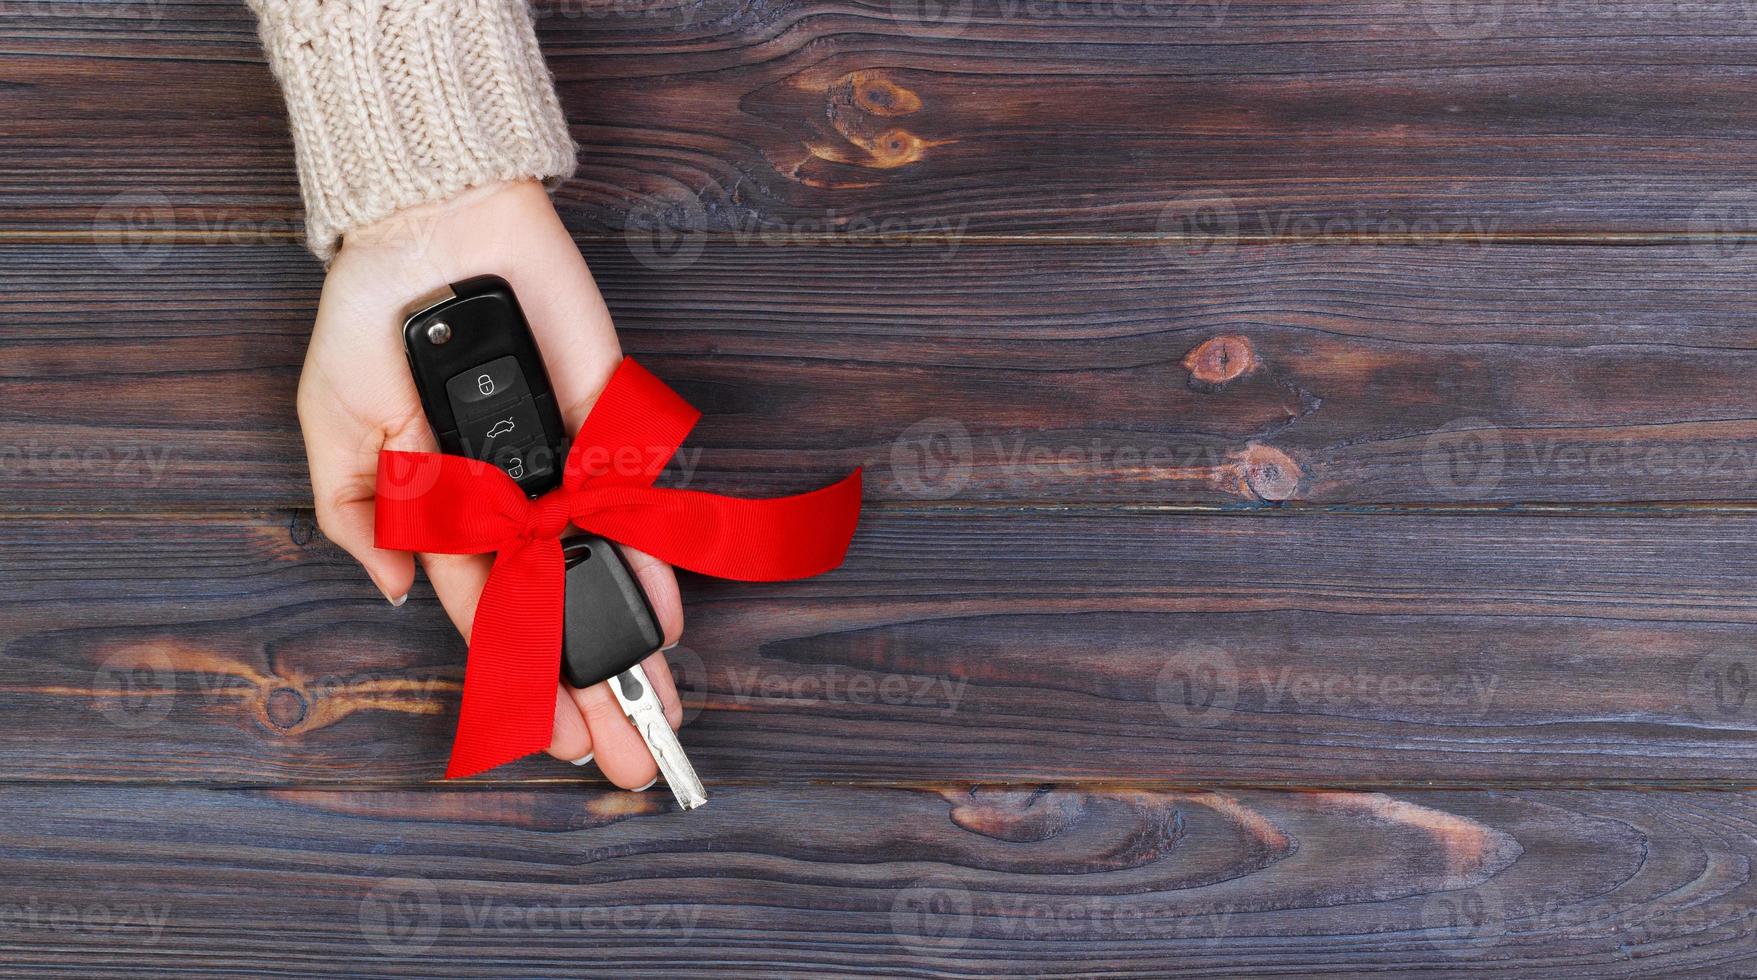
xmin=660 ymin=641 xmax=679 ymax=651
xmin=632 ymin=776 xmax=658 ymax=792
xmin=570 ymin=752 xmax=595 ymax=767
xmin=388 ymin=592 xmax=408 ymax=608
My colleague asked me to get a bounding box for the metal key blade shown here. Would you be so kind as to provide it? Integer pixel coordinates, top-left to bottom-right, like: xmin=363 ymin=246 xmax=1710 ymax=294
xmin=611 ymin=663 xmax=708 ymax=810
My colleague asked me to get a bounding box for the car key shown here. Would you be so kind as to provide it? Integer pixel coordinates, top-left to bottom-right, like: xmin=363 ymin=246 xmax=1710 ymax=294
xmin=611 ymin=663 xmax=707 ymax=809
xmin=404 ymin=277 xmax=707 ymax=809
xmin=560 ymin=536 xmax=708 ymax=810
xmin=402 ymin=275 xmax=567 ymax=495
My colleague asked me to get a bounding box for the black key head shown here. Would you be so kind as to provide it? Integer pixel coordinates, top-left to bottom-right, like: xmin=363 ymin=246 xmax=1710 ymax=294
xmin=559 ymin=535 xmax=664 ymax=690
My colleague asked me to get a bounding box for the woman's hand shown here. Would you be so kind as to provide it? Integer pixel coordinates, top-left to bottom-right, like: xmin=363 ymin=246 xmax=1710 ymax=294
xmin=297 ymin=179 xmax=686 ymax=789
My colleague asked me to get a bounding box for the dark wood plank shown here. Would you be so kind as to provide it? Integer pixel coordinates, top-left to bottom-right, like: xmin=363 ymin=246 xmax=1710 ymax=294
xmin=12 ymin=510 xmax=1757 ymax=785
xmin=1 ymin=783 xmax=1754 ymax=975
xmin=6 ymin=0 xmax=1757 ymax=236
xmin=7 ymin=242 xmax=1757 ymax=508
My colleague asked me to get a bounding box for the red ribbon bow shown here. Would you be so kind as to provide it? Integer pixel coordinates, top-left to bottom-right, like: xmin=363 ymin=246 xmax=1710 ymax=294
xmin=375 ymin=359 xmax=862 ymax=778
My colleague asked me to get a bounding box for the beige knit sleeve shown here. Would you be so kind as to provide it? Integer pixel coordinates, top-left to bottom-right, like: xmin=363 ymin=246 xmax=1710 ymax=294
xmin=247 ymin=0 xmax=578 ymax=262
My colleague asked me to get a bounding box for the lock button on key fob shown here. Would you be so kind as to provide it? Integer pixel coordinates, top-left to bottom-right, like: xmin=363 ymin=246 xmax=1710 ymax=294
xmin=445 ymin=355 xmax=525 ymax=420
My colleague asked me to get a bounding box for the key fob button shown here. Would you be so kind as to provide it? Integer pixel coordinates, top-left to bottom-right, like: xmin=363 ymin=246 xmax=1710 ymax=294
xmin=445 ymin=355 xmax=527 ymax=421
xmin=458 ymin=396 xmax=542 ymax=459
xmin=492 ymin=441 xmax=556 ymax=489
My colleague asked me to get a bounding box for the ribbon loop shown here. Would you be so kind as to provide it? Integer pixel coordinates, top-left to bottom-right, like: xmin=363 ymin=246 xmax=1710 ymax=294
xmin=376 ymin=358 xmax=862 ymax=778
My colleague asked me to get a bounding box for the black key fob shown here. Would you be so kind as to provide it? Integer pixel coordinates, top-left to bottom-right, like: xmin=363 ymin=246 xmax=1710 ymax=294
xmin=560 ymin=536 xmax=664 ymax=688
xmin=403 ymin=278 xmax=663 ymax=690
xmin=402 ymin=275 xmax=567 ymax=496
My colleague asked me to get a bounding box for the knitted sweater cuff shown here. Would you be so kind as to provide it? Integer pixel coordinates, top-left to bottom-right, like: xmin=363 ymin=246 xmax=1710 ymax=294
xmin=248 ymin=0 xmax=578 ymax=262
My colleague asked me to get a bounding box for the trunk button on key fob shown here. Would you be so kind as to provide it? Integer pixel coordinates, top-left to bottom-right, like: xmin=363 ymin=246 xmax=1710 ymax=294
xmin=457 ymin=396 xmax=543 ymax=460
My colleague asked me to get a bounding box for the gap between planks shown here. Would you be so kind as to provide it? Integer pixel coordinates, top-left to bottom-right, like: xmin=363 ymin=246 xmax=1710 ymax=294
xmin=8 ymin=229 xmax=1757 ymax=247
xmin=10 ymin=501 xmax=1757 ymax=521
xmin=2 ymin=776 xmax=1756 ymax=792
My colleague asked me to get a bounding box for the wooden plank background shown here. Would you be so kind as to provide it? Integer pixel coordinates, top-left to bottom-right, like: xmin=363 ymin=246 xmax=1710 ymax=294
xmin=4 ymin=0 xmax=1757 ymax=974
xmin=5 ymin=785 xmax=1757 ymax=976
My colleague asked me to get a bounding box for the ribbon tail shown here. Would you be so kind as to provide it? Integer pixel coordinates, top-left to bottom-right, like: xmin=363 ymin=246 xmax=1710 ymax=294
xmin=444 ymin=539 xmax=566 ymax=778
xmin=572 ymin=468 xmax=864 ymax=582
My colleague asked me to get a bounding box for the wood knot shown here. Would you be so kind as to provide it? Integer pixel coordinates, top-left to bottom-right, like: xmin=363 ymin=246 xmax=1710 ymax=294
xmin=587 ymin=792 xmax=669 ymax=819
xmin=816 ymin=69 xmax=947 ymax=171
xmin=1183 ymin=335 xmax=1260 ymax=387
xmin=851 ymin=72 xmax=923 ymax=116
xmin=288 ymin=511 xmax=318 ymax=546
xmin=862 ymin=128 xmax=932 ymax=169
xmin=947 ymin=786 xmax=1087 ymax=842
xmin=937 ymin=787 xmax=1189 ymax=871
xmin=1225 ymin=443 xmax=1302 ymax=502
xmin=264 ymin=686 xmax=309 ymax=729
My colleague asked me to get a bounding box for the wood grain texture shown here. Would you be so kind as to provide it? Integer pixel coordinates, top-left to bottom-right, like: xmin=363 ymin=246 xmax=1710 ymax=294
xmin=6 ymin=0 xmax=1757 ymax=236
xmin=10 ymin=510 xmax=1757 ymax=786
xmin=2 ymin=783 xmax=1755 ymax=976
xmin=7 ymin=243 xmax=1757 ymax=508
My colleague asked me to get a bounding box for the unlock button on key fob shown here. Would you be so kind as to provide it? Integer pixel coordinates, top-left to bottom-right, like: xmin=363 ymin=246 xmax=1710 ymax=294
xmin=492 ymin=441 xmax=555 ymax=484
